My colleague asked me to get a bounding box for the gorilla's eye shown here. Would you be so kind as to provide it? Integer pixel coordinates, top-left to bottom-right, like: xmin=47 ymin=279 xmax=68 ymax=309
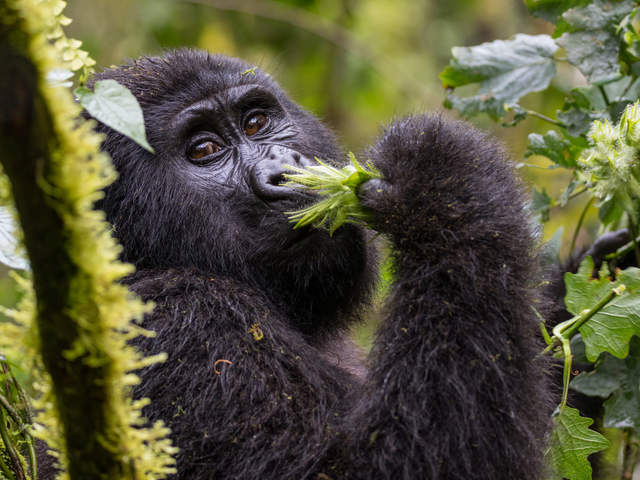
xmin=189 ymin=141 xmax=220 ymax=160
xmin=244 ymin=114 xmax=268 ymax=136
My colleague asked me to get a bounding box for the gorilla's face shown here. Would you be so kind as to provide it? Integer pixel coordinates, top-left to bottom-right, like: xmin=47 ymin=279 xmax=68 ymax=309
xmin=172 ymin=84 xmax=335 ymax=257
xmin=92 ymin=51 xmax=375 ymax=333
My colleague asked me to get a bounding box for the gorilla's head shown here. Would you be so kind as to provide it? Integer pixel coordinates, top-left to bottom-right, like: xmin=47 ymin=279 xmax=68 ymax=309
xmin=89 ymin=49 xmax=377 ymax=336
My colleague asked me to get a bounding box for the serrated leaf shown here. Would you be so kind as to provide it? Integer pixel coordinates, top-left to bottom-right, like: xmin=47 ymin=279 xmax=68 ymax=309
xmin=557 ymin=106 xmax=611 ymax=137
xmin=547 ymin=407 xmax=610 ymax=480
xmin=524 ymin=0 xmax=591 ymax=24
xmin=75 ymin=79 xmax=154 ymax=153
xmin=571 ymin=337 xmax=640 ymax=429
xmin=556 ymin=0 xmax=636 ymax=85
xmin=440 ymin=34 xmax=558 ymax=119
xmin=532 ymin=186 xmax=553 ymax=223
xmin=565 ymin=259 xmax=640 ymax=360
xmin=525 ymin=130 xmax=581 ymax=168
xmin=502 ymin=103 xmax=528 ymax=127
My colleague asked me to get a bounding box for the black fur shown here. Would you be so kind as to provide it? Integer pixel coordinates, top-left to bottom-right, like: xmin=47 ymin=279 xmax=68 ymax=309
xmin=40 ymin=49 xmax=551 ymax=479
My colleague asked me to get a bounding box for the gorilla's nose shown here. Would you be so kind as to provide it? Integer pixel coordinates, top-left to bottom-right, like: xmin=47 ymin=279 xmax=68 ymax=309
xmin=250 ymin=147 xmax=311 ymax=202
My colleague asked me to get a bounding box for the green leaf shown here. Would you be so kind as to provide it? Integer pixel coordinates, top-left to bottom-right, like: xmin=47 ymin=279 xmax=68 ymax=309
xmin=0 ymin=207 xmax=29 ymax=270
xmin=547 ymin=407 xmax=610 ymax=480
xmin=571 ymin=85 xmax=607 ymax=111
xmin=75 ymin=79 xmax=154 ymax=153
xmin=440 ymin=34 xmax=559 ymax=120
xmin=571 ymin=352 xmax=620 ymax=398
xmin=571 ymin=337 xmax=640 ymax=429
xmin=565 ymin=259 xmax=640 ymax=360
xmin=557 ymin=106 xmax=610 ymax=137
xmin=531 ymin=186 xmax=553 ymax=223
xmin=560 ymin=177 xmax=579 ymax=207
xmin=502 ymin=104 xmax=528 ymax=127
xmin=541 ymin=226 xmax=564 ymax=266
xmin=523 ymin=0 xmax=590 ymax=24
xmin=598 ymin=195 xmax=625 ymax=226
xmin=556 ymin=0 xmax=636 ymax=85
xmin=524 ymin=130 xmax=581 ymax=168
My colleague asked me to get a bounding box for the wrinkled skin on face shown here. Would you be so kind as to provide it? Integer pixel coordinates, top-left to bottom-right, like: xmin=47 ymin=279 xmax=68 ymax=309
xmin=91 ymin=51 xmax=376 ymax=336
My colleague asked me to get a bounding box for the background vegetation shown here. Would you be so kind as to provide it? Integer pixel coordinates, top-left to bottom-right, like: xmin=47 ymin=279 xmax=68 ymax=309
xmin=2 ymin=0 xmax=625 ymax=478
xmin=49 ymin=0 xmax=589 ymax=336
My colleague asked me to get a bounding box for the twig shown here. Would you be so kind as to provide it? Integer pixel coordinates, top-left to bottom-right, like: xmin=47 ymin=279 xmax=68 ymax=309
xmin=0 ymin=394 xmax=28 ymax=435
xmin=541 ymin=286 xmax=623 ymax=356
xmin=569 ymin=197 xmax=594 ymax=256
xmin=524 ymin=109 xmax=588 ymax=138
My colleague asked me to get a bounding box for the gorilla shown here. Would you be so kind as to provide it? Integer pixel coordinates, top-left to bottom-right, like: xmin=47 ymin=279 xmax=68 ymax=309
xmin=42 ymin=49 xmax=552 ymax=479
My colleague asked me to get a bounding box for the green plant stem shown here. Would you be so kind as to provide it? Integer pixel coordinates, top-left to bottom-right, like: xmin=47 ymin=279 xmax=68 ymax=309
xmin=0 ymin=407 xmax=21 ymax=480
xmin=0 ymin=452 xmax=16 ymax=480
xmin=600 ymin=85 xmax=610 ymax=106
xmin=629 ymin=218 xmax=640 ymax=268
xmin=0 ymin=396 xmax=23 ymax=435
xmin=525 ymin=109 xmax=567 ymax=128
xmin=604 ymin=232 xmax=640 ymax=261
xmin=622 ymin=428 xmax=640 ymax=480
xmin=541 ymin=286 xmax=622 ymax=356
xmin=524 ymin=109 xmax=588 ymax=138
xmin=0 ymin=364 xmax=35 ymax=479
xmin=569 ymin=197 xmax=594 ymax=256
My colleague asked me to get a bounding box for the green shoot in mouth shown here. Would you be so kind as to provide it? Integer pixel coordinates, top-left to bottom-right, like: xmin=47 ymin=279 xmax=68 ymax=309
xmin=283 ymin=153 xmax=383 ymax=236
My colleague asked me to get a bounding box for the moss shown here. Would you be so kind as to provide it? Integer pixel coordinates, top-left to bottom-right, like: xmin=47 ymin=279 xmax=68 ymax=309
xmin=0 ymin=0 xmax=176 ymax=478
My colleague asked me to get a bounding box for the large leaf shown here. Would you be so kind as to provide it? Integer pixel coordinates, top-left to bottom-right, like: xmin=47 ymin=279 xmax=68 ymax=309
xmin=0 ymin=207 xmax=29 ymax=270
xmin=564 ymin=259 xmax=640 ymax=360
xmin=440 ymin=34 xmax=559 ymax=120
xmin=547 ymin=407 xmax=610 ymax=480
xmin=75 ymin=79 xmax=154 ymax=153
xmin=556 ymin=0 xmax=636 ymax=85
xmin=525 ymin=130 xmax=581 ymax=168
xmin=571 ymin=337 xmax=640 ymax=429
xmin=523 ymin=0 xmax=591 ymax=24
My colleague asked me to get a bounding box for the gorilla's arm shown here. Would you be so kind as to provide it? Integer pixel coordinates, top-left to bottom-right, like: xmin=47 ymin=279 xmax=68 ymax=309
xmin=343 ymin=115 xmax=551 ymax=479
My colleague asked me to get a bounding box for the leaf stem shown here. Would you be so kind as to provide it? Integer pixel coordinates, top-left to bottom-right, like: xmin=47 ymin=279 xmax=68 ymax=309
xmin=569 ymin=197 xmax=594 ymax=256
xmin=524 ymin=109 xmax=588 ymax=138
xmin=605 ymin=233 xmax=640 ymax=261
xmin=0 ymin=451 xmax=16 ymax=480
xmin=525 ymin=109 xmax=567 ymax=128
xmin=541 ymin=286 xmax=623 ymax=356
xmin=0 ymin=394 xmax=28 ymax=436
xmin=599 ymin=85 xmax=610 ymax=106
